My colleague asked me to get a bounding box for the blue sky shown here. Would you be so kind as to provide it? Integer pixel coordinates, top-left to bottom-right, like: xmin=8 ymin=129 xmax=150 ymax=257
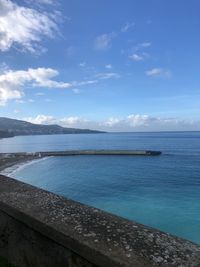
xmin=0 ymin=0 xmax=200 ymax=131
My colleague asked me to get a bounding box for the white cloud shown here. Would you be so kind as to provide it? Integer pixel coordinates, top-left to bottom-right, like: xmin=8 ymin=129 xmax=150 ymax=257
xmin=25 ymin=115 xmax=55 ymax=124
xmin=0 ymin=0 xmax=60 ymax=53
xmin=72 ymin=71 xmax=120 ymax=86
xmin=0 ymin=67 xmax=72 ymax=105
xmin=105 ymin=64 xmax=112 ymax=69
xmin=72 ymin=80 xmax=98 ymax=86
xmin=25 ymin=115 xmax=89 ymax=127
xmin=129 ymin=53 xmax=144 ymax=61
xmin=145 ymin=68 xmax=171 ymax=78
xmin=133 ymin=42 xmax=152 ymax=52
xmin=140 ymin=42 xmax=151 ymax=48
xmin=146 ymin=68 xmax=162 ymax=76
xmin=101 ymin=115 xmax=154 ymax=128
xmin=26 ymin=0 xmax=56 ymax=5
xmin=38 ymin=0 xmax=55 ymax=4
xmin=28 ymin=68 xmax=72 ymax=88
xmin=94 ymin=22 xmax=134 ymax=51
xmin=121 ymin=22 xmax=135 ymax=32
xmin=23 ymin=114 xmax=200 ymax=131
xmin=72 ymin=88 xmax=80 ymax=94
xmin=126 ymin=114 xmax=155 ymax=127
xmin=0 ymin=85 xmax=23 ymax=105
xmin=94 ymin=32 xmax=116 ymax=50
xmin=71 ymin=72 xmax=120 ymax=88
xmin=79 ymin=62 xmax=86 ymax=67
xmin=96 ymin=72 xmax=120 ymax=80
xmin=60 ymin=116 xmax=89 ymax=126
xmin=103 ymin=117 xmax=121 ymax=127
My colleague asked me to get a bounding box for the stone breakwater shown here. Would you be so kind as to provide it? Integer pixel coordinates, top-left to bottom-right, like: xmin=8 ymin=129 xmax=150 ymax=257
xmin=0 ymin=150 xmax=162 ymax=172
xmin=0 ymin=149 xmax=162 ymax=159
xmin=39 ymin=150 xmax=162 ymax=156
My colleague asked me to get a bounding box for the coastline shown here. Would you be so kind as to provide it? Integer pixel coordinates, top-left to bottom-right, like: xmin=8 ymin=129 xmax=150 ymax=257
xmin=0 ymin=154 xmax=46 ymax=175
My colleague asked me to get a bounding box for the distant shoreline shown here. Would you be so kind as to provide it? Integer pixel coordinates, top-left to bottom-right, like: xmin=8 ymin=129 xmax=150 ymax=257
xmin=0 ymin=131 xmax=106 ymax=141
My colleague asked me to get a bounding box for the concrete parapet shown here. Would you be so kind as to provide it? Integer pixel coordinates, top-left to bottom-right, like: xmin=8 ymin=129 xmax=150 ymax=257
xmin=0 ymin=174 xmax=200 ymax=267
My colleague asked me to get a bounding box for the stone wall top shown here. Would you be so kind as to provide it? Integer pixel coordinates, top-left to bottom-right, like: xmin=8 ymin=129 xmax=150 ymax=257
xmin=0 ymin=174 xmax=200 ymax=267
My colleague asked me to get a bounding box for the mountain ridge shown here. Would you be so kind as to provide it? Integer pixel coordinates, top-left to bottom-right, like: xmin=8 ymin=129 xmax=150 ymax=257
xmin=0 ymin=117 xmax=104 ymax=138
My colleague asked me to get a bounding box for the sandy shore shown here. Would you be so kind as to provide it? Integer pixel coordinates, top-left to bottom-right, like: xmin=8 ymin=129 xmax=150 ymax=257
xmin=0 ymin=154 xmax=42 ymax=173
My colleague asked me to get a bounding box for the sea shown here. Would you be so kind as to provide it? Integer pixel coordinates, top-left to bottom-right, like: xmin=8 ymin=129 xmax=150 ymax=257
xmin=0 ymin=132 xmax=200 ymax=244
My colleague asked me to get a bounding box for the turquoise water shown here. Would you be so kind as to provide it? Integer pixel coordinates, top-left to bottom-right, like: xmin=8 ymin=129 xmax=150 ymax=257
xmin=1 ymin=132 xmax=200 ymax=244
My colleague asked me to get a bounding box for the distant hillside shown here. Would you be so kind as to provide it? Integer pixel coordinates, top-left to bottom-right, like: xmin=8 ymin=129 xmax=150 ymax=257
xmin=0 ymin=130 xmax=14 ymax=138
xmin=0 ymin=117 xmax=104 ymax=137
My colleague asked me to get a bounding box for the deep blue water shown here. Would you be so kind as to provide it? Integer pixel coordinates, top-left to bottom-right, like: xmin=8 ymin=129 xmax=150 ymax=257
xmin=1 ymin=132 xmax=200 ymax=244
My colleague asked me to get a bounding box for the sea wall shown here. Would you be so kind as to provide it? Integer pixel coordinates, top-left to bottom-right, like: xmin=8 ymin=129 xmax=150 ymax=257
xmin=0 ymin=149 xmax=162 ymax=158
xmin=0 ymin=174 xmax=200 ymax=267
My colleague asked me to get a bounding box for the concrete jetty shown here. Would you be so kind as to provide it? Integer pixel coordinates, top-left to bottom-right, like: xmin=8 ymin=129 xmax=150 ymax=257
xmin=1 ymin=150 xmax=162 ymax=158
xmin=0 ymin=150 xmax=161 ymax=173
xmin=40 ymin=150 xmax=162 ymax=156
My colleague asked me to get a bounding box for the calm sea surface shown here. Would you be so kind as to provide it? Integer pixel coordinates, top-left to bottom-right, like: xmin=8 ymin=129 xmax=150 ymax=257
xmin=1 ymin=132 xmax=200 ymax=244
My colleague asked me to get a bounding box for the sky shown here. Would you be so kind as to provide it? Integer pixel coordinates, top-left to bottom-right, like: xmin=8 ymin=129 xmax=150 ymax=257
xmin=0 ymin=0 xmax=200 ymax=131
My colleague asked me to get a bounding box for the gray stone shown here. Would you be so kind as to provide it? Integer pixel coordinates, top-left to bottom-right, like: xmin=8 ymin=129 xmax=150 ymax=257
xmin=0 ymin=174 xmax=200 ymax=267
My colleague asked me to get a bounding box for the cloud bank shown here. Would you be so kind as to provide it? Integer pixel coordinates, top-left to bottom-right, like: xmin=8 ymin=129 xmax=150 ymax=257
xmin=24 ymin=114 xmax=200 ymax=132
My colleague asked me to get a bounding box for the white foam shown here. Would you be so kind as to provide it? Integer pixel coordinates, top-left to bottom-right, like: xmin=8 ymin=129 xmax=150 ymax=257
xmin=0 ymin=157 xmax=51 ymax=177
